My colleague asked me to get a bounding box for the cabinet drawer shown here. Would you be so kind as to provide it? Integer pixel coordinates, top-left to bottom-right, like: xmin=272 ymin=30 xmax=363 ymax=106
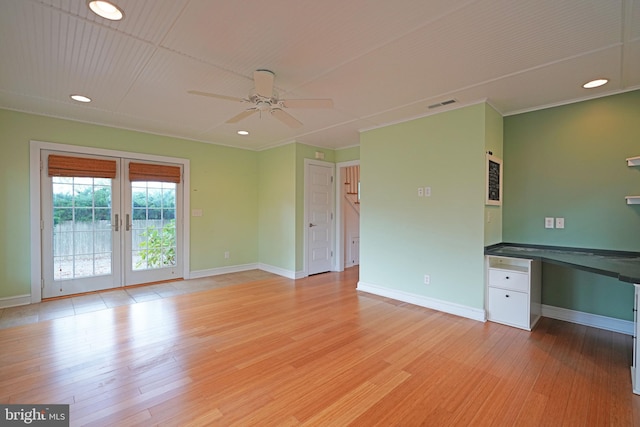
xmin=488 ymin=269 xmax=528 ymax=292
xmin=487 ymin=287 xmax=528 ymax=328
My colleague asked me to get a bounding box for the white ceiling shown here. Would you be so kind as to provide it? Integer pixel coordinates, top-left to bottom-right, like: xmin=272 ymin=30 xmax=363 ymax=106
xmin=1 ymin=0 xmax=638 ymax=151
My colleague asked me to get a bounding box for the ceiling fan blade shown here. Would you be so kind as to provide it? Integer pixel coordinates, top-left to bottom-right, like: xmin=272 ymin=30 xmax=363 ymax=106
xmin=254 ymin=70 xmax=275 ymax=98
xmin=188 ymin=90 xmax=244 ymax=103
xmin=226 ymin=109 xmax=258 ymax=124
xmin=271 ymin=109 xmax=303 ymax=128
xmin=280 ymin=98 xmax=333 ymax=109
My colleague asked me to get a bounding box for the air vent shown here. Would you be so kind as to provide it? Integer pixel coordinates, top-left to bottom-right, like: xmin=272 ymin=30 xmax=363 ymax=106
xmin=428 ymin=99 xmax=457 ymax=109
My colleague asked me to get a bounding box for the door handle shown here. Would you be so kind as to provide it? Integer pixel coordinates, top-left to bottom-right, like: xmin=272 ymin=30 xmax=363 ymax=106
xmin=126 ymin=214 xmax=131 ymax=231
xmin=114 ymin=214 xmax=119 ymax=232
xmin=309 ymin=223 xmax=317 ymax=228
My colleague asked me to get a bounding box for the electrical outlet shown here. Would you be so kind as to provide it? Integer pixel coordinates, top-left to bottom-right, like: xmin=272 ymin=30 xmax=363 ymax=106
xmin=424 ymin=186 xmax=431 ymax=197
xmin=224 ymin=251 xmax=230 ymax=259
xmin=555 ymin=217 xmax=565 ymax=229
xmin=545 ymin=217 xmax=555 ymax=229
xmin=424 ymin=274 xmax=430 ymax=285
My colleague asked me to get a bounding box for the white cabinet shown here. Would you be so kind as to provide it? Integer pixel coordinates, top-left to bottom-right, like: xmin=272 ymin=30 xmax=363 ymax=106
xmin=486 ymin=256 xmax=541 ymax=331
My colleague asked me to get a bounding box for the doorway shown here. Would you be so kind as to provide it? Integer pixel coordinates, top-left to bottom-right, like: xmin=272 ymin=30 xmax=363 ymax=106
xmin=336 ymin=161 xmax=360 ymax=272
xmin=30 ymin=142 xmax=190 ymax=302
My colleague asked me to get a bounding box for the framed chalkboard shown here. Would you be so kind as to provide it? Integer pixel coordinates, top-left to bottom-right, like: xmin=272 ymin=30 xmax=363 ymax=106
xmin=486 ymin=154 xmax=502 ymax=206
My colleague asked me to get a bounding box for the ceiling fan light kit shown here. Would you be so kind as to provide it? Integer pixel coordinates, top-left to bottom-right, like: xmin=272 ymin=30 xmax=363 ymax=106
xmin=189 ymin=69 xmax=333 ymax=128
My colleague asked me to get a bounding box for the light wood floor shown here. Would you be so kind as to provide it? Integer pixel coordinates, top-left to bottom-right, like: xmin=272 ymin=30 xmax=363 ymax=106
xmin=1 ymin=267 xmax=639 ymax=426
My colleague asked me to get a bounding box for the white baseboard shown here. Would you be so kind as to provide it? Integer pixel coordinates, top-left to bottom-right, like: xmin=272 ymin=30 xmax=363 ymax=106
xmin=258 ymin=263 xmax=304 ymax=280
xmin=190 ymin=263 xmax=259 ymax=279
xmin=542 ymin=304 xmax=634 ymax=335
xmin=356 ymin=281 xmax=486 ymax=322
xmin=0 ymin=294 xmax=31 ymax=309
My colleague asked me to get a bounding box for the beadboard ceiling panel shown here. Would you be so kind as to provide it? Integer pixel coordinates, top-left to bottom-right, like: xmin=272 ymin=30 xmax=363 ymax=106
xmin=161 ymin=0 xmax=470 ymax=91
xmin=0 ymin=0 xmax=637 ymax=150
xmin=36 ymin=0 xmax=189 ymax=44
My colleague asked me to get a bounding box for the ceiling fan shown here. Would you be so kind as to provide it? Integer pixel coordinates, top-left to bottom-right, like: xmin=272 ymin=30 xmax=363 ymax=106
xmin=188 ymin=69 xmax=333 ymax=128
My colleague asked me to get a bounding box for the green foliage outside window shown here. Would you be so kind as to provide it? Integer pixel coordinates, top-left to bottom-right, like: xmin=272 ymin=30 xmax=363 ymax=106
xmin=136 ymin=220 xmax=176 ymax=268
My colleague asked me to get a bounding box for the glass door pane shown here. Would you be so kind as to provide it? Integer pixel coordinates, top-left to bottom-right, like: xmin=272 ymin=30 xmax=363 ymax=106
xmin=131 ymin=181 xmax=177 ymax=271
xmin=52 ymin=177 xmax=113 ymax=279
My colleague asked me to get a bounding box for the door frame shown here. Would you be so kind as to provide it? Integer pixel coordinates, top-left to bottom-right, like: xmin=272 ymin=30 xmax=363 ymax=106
xmin=334 ymin=160 xmax=360 ymax=272
xmin=29 ymin=140 xmax=191 ymax=303
xmin=303 ymin=159 xmax=335 ymax=277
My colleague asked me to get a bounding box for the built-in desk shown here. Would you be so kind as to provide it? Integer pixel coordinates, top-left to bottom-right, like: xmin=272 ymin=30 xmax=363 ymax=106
xmin=485 ymin=243 xmax=640 ymax=394
xmin=485 ymin=243 xmax=640 ymax=283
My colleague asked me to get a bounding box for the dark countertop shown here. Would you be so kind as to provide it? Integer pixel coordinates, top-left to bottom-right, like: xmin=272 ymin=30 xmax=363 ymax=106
xmin=485 ymin=243 xmax=640 ymax=284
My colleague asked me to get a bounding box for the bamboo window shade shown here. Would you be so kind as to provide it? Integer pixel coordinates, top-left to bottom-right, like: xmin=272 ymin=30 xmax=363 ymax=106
xmin=48 ymin=154 xmax=117 ymax=179
xmin=129 ymin=162 xmax=181 ymax=183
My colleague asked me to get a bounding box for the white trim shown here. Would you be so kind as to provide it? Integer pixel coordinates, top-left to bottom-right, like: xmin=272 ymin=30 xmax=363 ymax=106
xmin=29 ymin=140 xmax=191 ymax=303
xmin=303 ymin=159 xmax=336 ymax=276
xmin=29 ymin=143 xmax=43 ymax=303
xmin=358 ymin=99 xmax=488 ymax=134
xmin=0 ymin=295 xmax=31 ymax=309
xmin=335 ymin=160 xmax=360 ymax=272
xmin=4 ymin=109 xmax=257 ymax=152
xmin=258 ymin=263 xmax=303 ymax=280
xmin=335 ymin=144 xmax=360 ymax=151
xmin=190 ymin=263 xmax=260 ymax=279
xmin=541 ymin=304 xmax=634 ymax=336
xmin=356 ymin=281 xmax=486 ymax=322
xmin=503 ymin=85 xmax=640 ymax=117
xmin=193 ymin=263 xmax=302 ymax=280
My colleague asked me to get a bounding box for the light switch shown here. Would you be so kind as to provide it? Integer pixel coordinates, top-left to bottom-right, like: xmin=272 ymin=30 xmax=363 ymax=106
xmin=545 ymin=217 xmax=554 ymax=229
xmin=418 ymin=187 xmax=424 ymax=197
xmin=555 ymin=217 xmax=565 ymax=229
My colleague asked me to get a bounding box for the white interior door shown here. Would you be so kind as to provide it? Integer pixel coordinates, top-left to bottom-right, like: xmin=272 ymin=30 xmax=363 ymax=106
xmin=42 ymin=153 xmax=183 ymax=297
xmin=306 ymin=162 xmax=334 ymax=275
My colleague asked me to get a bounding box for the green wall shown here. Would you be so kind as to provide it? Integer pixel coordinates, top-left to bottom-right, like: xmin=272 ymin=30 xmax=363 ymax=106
xmin=484 ymin=104 xmax=504 ymax=246
xmin=0 ymin=106 xmax=354 ymax=300
xmin=360 ymin=103 xmax=494 ymax=309
xmin=258 ymin=144 xmax=296 ymax=271
xmin=0 ymin=109 xmax=259 ymax=299
xmin=335 ymin=146 xmax=360 ymax=163
xmin=503 ymin=90 xmax=640 ymax=320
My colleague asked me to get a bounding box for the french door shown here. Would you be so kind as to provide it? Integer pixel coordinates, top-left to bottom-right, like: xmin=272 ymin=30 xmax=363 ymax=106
xmin=41 ymin=151 xmax=183 ymax=298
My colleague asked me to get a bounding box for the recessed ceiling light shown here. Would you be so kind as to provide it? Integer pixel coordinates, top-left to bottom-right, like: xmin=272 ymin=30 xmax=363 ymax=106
xmin=582 ymin=78 xmax=608 ymax=89
xmin=87 ymin=1 xmax=124 ymax=21
xmin=70 ymin=94 xmax=92 ymax=103
xmin=237 ymin=130 xmax=249 ymax=136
